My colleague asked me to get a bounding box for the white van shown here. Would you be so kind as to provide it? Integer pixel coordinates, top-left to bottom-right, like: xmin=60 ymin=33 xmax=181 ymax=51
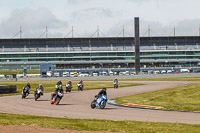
xmin=70 ymin=72 xmax=74 ymax=77
xmin=63 ymin=72 xmax=69 ymax=77
xmin=102 ymin=71 xmax=107 ymax=76
xmin=160 ymin=70 xmax=167 ymax=74
xmin=180 ymin=69 xmax=189 ymax=73
xmin=130 ymin=71 xmax=136 ymax=75
xmin=79 ymin=73 xmax=89 ymax=77
xmin=54 ymin=72 xmax=60 ymax=77
xmin=167 ymin=70 xmax=172 ymax=73
xmin=153 ymin=71 xmax=160 ymax=74
xmin=93 ymin=72 xmax=99 ymax=76
xmin=125 ymin=71 xmax=130 ymax=75
xmin=109 ymin=71 xmax=114 ymax=76
xmin=47 ymin=71 xmax=52 ymax=77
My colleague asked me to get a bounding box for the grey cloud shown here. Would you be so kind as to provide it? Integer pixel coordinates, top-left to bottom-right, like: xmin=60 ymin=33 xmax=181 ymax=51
xmin=1 ymin=7 xmax=199 ymax=38
xmin=140 ymin=19 xmax=200 ymax=36
xmin=71 ymin=8 xmax=119 ymax=20
xmin=107 ymin=19 xmax=200 ymax=37
xmin=0 ymin=8 xmax=68 ymax=38
xmin=67 ymin=0 xmax=91 ymax=5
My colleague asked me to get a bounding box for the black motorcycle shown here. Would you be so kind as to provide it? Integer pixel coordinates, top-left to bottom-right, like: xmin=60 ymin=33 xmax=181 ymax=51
xmin=51 ymin=92 xmax=64 ymax=105
xmin=22 ymin=87 xmax=29 ymax=99
xmin=66 ymin=84 xmax=72 ymax=93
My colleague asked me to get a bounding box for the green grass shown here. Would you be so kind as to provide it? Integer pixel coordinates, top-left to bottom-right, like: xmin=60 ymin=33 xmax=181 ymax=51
xmin=0 ymin=113 xmax=200 ymax=132
xmin=0 ymin=80 xmax=141 ymax=97
xmin=114 ymin=83 xmax=200 ymax=112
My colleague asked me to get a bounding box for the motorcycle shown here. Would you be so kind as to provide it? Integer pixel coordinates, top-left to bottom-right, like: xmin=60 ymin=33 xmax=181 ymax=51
xmin=113 ymin=83 xmax=118 ymax=89
xmin=51 ymin=92 xmax=64 ymax=105
xmin=91 ymin=94 xmax=108 ymax=109
xmin=66 ymin=84 xmax=72 ymax=93
xmin=34 ymin=88 xmax=43 ymax=101
xmin=22 ymin=87 xmax=29 ymax=99
xmin=77 ymin=83 xmax=83 ymax=91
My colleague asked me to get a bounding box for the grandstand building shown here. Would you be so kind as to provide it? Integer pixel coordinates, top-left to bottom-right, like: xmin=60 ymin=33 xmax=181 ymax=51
xmin=0 ymin=36 xmax=200 ymax=70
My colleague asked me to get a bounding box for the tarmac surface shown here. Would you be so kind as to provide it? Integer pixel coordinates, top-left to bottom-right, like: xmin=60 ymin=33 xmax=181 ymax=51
xmin=0 ymin=81 xmax=200 ymax=124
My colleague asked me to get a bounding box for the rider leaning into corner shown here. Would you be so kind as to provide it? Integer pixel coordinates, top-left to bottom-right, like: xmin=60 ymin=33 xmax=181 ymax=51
xmin=34 ymin=84 xmax=44 ymax=96
xmin=51 ymin=84 xmax=63 ymax=103
xmin=23 ymin=83 xmax=31 ymax=95
xmin=67 ymin=80 xmax=72 ymax=86
xmin=98 ymin=88 xmax=107 ymax=98
xmin=55 ymin=79 xmax=62 ymax=89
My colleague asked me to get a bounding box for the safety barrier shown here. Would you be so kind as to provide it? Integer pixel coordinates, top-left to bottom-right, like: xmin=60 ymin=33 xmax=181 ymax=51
xmin=0 ymin=85 xmax=17 ymax=94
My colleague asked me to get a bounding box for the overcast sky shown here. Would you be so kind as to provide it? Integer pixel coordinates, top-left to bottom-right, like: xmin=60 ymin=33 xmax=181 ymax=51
xmin=0 ymin=0 xmax=200 ymax=38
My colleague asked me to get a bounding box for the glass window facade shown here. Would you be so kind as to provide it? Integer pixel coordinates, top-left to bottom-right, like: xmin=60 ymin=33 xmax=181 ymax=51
xmin=0 ymin=37 xmax=200 ymax=69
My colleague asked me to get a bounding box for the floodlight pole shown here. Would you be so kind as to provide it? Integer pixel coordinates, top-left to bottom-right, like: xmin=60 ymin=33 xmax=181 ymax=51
xmin=20 ymin=26 xmax=22 ymax=39
xmin=134 ymin=17 xmax=140 ymax=75
xmin=46 ymin=26 xmax=48 ymax=39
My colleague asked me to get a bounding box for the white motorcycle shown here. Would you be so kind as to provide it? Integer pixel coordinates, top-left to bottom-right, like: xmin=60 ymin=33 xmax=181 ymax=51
xmin=34 ymin=88 xmax=43 ymax=101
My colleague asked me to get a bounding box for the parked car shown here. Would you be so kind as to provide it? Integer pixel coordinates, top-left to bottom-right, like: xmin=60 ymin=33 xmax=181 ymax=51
xmin=160 ymin=70 xmax=167 ymax=74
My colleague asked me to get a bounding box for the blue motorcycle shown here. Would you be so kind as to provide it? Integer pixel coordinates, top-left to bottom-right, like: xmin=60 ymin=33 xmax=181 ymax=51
xmin=91 ymin=94 xmax=108 ymax=109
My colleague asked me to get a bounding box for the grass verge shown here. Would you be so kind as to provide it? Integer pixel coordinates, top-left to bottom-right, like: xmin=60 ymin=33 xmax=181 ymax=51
xmin=114 ymin=83 xmax=200 ymax=112
xmin=0 ymin=81 xmax=142 ymax=97
xmin=0 ymin=113 xmax=200 ymax=133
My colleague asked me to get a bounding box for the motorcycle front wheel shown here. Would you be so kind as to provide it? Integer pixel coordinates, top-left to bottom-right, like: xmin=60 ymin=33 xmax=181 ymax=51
xmin=100 ymin=102 xmax=106 ymax=109
xmin=56 ymin=97 xmax=61 ymax=105
xmin=35 ymin=94 xmax=40 ymax=101
xmin=91 ymin=100 xmax=96 ymax=109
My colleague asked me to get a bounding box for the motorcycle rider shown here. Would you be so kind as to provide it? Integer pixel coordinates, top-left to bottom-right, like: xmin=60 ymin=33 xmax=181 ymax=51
xmin=66 ymin=80 xmax=72 ymax=92
xmin=34 ymin=84 xmax=44 ymax=96
xmin=113 ymin=78 xmax=118 ymax=89
xmin=97 ymin=88 xmax=107 ymax=97
xmin=55 ymin=79 xmax=62 ymax=89
xmin=51 ymin=84 xmax=63 ymax=103
xmin=77 ymin=80 xmax=84 ymax=91
xmin=67 ymin=80 xmax=72 ymax=86
xmin=23 ymin=83 xmax=31 ymax=95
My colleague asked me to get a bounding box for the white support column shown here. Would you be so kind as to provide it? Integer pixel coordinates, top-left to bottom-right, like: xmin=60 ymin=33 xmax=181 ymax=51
xmin=111 ymin=44 xmax=113 ymax=51
xmin=68 ymin=44 xmax=70 ymax=51
xmin=196 ymin=43 xmax=199 ymax=49
xmin=2 ymin=45 xmax=4 ymax=52
xmin=153 ymin=43 xmax=156 ymax=50
xmin=45 ymin=44 xmax=48 ymax=52
xmin=24 ymin=45 xmax=26 ymax=52
xmin=89 ymin=43 xmax=92 ymax=51
xmin=175 ymin=43 xmax=178 ymax=50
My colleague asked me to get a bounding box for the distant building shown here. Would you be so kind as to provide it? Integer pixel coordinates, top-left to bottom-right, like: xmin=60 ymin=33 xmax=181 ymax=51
xmin=0 ymin=36 xmax=199 ymax=70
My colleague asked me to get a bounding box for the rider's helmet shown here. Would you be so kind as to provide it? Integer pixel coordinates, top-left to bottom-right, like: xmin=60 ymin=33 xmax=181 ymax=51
xmin=27 ymin=83 xmax=30 ymax=86
xmin=115 ymin=78 xmax=117 ymax=80
xmin=102 ymin=88 xmax=106 ymax=91
xmin=39 ymin=84 xmax=42 ymax=87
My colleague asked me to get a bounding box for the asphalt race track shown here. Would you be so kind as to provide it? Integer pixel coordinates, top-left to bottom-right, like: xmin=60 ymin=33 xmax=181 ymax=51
xmin=0 ymin=81 xmax=200 ymax=124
